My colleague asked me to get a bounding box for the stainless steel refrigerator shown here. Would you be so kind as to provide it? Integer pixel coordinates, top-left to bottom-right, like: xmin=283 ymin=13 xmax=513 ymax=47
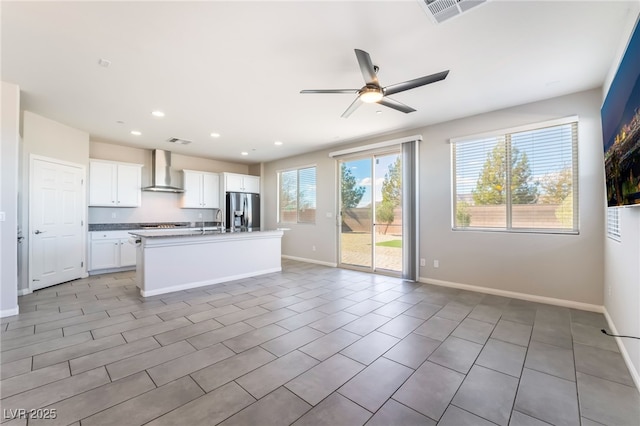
xmin=226 ymin=192 xmax=260 ymax=231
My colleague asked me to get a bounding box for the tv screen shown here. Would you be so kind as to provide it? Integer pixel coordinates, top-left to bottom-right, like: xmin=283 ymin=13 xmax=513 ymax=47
xmin=602 ymin=19 xmax=640 ymax=207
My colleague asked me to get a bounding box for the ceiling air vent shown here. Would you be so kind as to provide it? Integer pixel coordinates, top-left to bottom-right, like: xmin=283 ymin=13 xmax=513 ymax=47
xmin=166 ymin=137 xmax=192 ymax=145
xmin=417 ymin=0 xmax=486 ymax=24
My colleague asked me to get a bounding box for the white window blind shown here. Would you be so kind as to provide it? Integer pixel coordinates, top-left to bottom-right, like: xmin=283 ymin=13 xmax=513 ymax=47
xmin=607 ymin=207 xmax=621 ymax=241
xmin=278 ymin=166 xmax=316 ymax=224
xmin=298 ymin=167 xmax=317 ymax=223
xmin=452 ymin=120 xmax=578 ymax=233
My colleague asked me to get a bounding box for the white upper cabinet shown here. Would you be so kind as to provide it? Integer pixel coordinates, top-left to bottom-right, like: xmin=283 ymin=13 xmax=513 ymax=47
xmin=224 ymin=172 xmax=260 ymax=193
xmin=202 ymin=172 xmax=220 ymax=208
xmin=181 ymin=170 xmax=220 ymax=208
xmin=116 ymin=163 xmax=142 ymax=206
xmin=89 ymin=160 xmax=142 ymax=207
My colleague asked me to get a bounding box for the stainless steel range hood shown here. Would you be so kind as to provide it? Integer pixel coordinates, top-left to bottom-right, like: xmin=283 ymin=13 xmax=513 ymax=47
xmin=142 ymin=149 xmax=184 ymax=193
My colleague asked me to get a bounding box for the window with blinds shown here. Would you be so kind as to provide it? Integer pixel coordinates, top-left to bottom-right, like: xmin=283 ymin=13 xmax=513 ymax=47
xmin=607 ymin=207 xmax=621 ymax=241
xmin=452 ymin=120 xmax=578 ymax=233
xmin=278 ymin=166 xmax=316 ymax=224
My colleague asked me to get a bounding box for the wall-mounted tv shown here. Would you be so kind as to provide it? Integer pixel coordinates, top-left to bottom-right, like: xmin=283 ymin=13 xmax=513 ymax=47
xmin=602 ymin=18 xmax=640 ymax=207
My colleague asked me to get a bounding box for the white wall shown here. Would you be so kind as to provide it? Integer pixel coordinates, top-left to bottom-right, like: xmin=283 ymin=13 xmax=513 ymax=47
xmin=19 ymin=111 xmax=91 ymax=294
xmin=605 ymin=208 xmax=640 ymax=386
xmin=602 ymin=13 xmax=640 ymax=388
xmin=1 ymin=82 xmax=20 ymax=317
xmin=263 ymin=151 xmax=337 ymax=265
xmin=421 ymin=89 xmax=604 ymax=306
xmin=88 ymin=141 xmax=250 ymax=224
xmin=264 ymin=89 xmax=605 ymax=306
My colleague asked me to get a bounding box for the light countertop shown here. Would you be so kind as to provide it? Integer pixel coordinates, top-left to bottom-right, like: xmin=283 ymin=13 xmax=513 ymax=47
xmin=129 ymin=228 xmax=281 ymax=239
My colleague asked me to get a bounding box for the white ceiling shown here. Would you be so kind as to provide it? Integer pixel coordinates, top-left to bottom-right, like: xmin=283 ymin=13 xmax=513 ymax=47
xmin=2 ymin=1 xmax=638 ymax=164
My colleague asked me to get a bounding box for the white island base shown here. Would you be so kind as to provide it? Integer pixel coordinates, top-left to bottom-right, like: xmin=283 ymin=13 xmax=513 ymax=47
xmin=132 ymin=230 xmax=284 ymax=297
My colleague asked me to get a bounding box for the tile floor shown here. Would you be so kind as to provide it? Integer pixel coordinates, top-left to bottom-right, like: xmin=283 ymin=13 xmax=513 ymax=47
xmin=1 ymin=260 xmax=638 ymax=426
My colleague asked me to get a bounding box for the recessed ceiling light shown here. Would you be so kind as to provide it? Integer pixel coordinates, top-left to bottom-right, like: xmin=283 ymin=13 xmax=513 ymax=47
xmin=376 ymin=110 xmax=382 ymax=114
xmin=241 ymin=152 xmax=248 ymax=156
xmin=210 ymin=133 xmax=221 ymax=138
xmin=130 ymin=130 xmax=141 ymax=136
xmin=274 ymin=141 xmax=283 ymax=146
xmin=151 ymin=111 xmax=165 ymax=117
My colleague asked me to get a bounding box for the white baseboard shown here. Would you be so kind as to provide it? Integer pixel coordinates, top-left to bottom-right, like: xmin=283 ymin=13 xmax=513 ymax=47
xmin=419 ymin=277 xmax=603 ymax=313
xmin=140 ymin=267 xmax=282 ymax=297
xmin=89 ymin=266 xmax=135 ymax=276
xmin=282 ymin=255 xmax=337 ymax=268
xmin=17 ymin=288 xmax=32 ymax=296
xmin=0 ymin=306 xmax=19 ymax=318
xmin=603 ymin=307 xmax=640 ymax=391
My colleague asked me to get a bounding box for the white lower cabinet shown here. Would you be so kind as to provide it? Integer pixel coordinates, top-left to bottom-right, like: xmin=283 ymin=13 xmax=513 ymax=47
xmin=90 ymin=238 xmax=120 ymax=270
xmin=89 ymin=231 xmax=139 ymax=272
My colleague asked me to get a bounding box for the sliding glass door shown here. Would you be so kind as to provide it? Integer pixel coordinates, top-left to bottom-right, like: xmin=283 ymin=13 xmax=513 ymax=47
xmin=339 ymin=152 xmax=403 ymax=274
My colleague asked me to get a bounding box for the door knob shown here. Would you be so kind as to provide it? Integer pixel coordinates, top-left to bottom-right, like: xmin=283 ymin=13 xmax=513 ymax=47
xmin=34 ymin=230 xmax=46 ymax=234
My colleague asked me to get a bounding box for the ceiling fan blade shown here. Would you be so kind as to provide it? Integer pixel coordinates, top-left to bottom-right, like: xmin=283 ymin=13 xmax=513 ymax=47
xmin=354 ymin=49 xmax=379 ymax=86
xmin=383 ymin=70 xmax=449 ymax=96
xmin=377 ymin=97 xmax=416 ymax=114
xmin=300 ymin=89 xmax=360 ymax=94
xmin=341 ymin=97 xmax=363 ymax=118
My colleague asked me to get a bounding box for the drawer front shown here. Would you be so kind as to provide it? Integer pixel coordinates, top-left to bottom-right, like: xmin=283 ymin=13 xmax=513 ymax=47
xmin=90 ymin=230 xmax=139 ymax=240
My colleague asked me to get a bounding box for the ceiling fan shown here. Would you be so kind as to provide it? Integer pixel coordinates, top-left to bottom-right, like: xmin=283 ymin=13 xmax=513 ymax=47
xmin=301 ymin=49 xmax=449 ymax=118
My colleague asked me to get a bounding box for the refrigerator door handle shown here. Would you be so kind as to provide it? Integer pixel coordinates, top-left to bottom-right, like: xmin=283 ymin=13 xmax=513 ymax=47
xmin=243 ymin=196 xmax=249 ymax=229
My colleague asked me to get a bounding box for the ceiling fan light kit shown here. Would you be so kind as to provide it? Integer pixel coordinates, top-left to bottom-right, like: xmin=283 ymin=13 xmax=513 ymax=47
xmin=359 ymin=87 xmax=384 ymax=103
xmin=301 ymin=49 xmax=449 ymax=118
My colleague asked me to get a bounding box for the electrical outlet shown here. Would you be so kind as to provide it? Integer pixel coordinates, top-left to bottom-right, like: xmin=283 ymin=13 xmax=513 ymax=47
xmin=312 ymin=245 xmax=316 ymax=251
xmin=608 ymin=285 xmax=612 ymax=297
xmin=433 ymin=260 xmax=439 ymax=268
xmin=111 ymin=212 xmax=116 ymax=219
xmin=420 ymin=258 xmax=426 ymax=267
xmin=198 ymin=213 xmax=203 ymax=219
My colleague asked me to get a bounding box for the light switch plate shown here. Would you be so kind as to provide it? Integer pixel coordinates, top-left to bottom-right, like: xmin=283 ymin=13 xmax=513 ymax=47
xmin=0 ymin=212 xmax=5 ymax=222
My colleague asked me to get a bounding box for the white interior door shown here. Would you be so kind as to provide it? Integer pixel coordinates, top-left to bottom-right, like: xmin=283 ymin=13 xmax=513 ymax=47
xmin=30 ymin=157 xmax=85 ymax=291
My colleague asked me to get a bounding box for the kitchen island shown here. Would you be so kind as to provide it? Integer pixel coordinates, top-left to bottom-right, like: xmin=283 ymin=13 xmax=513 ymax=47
xmin=129 ymin=229 xmax=284 ymax=297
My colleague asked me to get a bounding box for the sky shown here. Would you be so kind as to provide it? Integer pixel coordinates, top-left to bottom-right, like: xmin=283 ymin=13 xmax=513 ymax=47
xmin=343 ymin=153 xmax=400 ymax=207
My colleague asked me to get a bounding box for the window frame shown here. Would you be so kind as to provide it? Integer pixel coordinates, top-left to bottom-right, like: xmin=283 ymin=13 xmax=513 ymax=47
xmin=451 ymin=116 xmax=579 ymax=235
xmin=277 ymin=164 xmax=317 ymax=225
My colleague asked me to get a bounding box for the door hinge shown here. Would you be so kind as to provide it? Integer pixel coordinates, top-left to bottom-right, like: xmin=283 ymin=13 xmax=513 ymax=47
xmin=81 ymin=220 xmax=84 ymax=226
xmin=32 ymin=279 xmax=40 ymax=281
xmin=81 ymin=261 xmax=84 ymax=267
